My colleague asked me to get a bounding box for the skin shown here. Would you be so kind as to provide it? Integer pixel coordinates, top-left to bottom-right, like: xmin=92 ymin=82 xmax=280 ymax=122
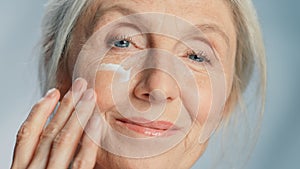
xmin=11 ymin=0 xmax=237 ymax=169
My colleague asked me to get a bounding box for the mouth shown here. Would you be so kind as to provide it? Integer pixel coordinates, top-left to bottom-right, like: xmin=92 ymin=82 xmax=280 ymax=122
xmin=114 ymin=117 xmax=181 ymax=137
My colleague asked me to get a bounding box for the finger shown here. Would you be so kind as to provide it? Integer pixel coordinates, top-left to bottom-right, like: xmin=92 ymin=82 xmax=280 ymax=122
xmin=71 ymin=113 xmax=102 ymax=169
xmin=48 ymin=78 xmax=88 ymax=129
xmin=11 ymin=89 xmax=60 ymax=169
xmin=47 ymin=89 xmax=96 ymax=169
xmin=28 ymin=78 xmax=87 ymax=169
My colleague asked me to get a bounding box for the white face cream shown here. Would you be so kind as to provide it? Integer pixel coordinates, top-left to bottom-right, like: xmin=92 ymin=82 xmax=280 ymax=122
xmin=98 ymin=63 xmax=132 ymax=83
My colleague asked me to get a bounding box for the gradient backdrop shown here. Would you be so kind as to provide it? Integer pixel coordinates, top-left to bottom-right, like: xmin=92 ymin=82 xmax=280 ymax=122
xmin=0 ymin=0 xmax=299 ymax=168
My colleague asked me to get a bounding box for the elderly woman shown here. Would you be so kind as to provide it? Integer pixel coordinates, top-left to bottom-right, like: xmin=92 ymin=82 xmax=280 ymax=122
xmin=11 ymin=0 xmax=265 ymax=168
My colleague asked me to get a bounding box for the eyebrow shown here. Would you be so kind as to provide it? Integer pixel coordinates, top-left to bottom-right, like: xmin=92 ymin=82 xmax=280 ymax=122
xmin=194 ymin=24 xmax=230 ymax=48
xmin=93 ymin=5 xmax=137 ymax=24
xmin=93 ymin=5 xmax=230 ymax=48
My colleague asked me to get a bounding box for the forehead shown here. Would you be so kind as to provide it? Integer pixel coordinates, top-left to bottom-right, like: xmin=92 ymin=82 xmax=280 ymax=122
xmin=88 ymin=0 xmax=236 ymax=49
xmin=94 ymin=1 xmax=234 ymax=33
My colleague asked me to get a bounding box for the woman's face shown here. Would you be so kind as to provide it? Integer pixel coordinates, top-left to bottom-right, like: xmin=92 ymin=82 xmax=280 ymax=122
xmin=65 ymin=0 xmax=237 ymax=168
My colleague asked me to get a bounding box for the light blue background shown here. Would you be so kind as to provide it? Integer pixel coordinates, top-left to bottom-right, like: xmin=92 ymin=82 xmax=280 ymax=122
xmin=0 ymin=1 xmax=299 ymax=168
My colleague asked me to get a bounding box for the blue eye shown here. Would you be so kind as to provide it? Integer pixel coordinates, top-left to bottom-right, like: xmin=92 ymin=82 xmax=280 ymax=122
xmin=188 ymin=53 xmax=205 ymax=63
xmin=188 ymin=54 xmax=204 ymax=62
xmin=114 ymin=40 xmax=130 ymax=48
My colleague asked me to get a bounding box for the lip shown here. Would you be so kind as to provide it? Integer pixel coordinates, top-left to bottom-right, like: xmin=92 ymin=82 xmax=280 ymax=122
xmin=115 ymin=117 xmax=181 ymax=137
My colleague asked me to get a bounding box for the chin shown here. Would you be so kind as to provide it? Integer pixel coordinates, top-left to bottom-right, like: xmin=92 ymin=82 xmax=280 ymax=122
xmin=94 ymin=124 xmax=207 ymax=169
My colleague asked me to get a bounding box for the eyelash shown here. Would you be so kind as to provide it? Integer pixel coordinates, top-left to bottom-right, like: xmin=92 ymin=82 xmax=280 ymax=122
xmin=109 ymin=35 xmax=137 ymax=49
xmin=109 ymin=36 xmax=211 ymax=64
xmin=185 ymin=50 xmax=211 ymax=64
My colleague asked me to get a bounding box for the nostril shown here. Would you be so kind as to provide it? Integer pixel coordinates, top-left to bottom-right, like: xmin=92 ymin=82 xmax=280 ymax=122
xmin=149 ymin=89 xmax=167 ymax=103
xmin=140 ymin=93 xmax=150 ymax=100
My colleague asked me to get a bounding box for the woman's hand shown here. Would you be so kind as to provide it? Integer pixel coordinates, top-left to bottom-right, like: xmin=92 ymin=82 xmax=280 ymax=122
xmin=11 ymin=78 xmax=102 ymax=169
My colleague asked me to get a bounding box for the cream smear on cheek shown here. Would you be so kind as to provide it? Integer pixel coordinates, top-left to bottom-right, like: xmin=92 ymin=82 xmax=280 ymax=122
xmin=98 ymin=63 xmax=132 ymax=83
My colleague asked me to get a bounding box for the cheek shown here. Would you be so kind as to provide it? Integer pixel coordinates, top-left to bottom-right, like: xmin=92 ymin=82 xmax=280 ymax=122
xmin=194 ymin=74 xmax=212 ymax=125
xmin=95 ymin=71 xmax=115 ymax=112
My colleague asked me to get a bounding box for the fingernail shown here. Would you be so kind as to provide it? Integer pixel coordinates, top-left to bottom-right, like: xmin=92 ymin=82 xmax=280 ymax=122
xmin=82 ymin=89 xmax=94 ymax=100
xmin=72 ymin=78 xmax=84 ymax=92
xmin=45 ymin=88 xmax=57 ymax=98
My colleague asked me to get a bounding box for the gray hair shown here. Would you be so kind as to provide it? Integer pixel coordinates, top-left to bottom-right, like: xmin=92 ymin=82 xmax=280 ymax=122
xmin=39 ymin=0 xmax=89 ymax=93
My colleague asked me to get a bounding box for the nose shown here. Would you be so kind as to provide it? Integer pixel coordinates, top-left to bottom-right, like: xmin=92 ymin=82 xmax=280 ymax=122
xmin=133 ymin=69 xmax=179 ymax=103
